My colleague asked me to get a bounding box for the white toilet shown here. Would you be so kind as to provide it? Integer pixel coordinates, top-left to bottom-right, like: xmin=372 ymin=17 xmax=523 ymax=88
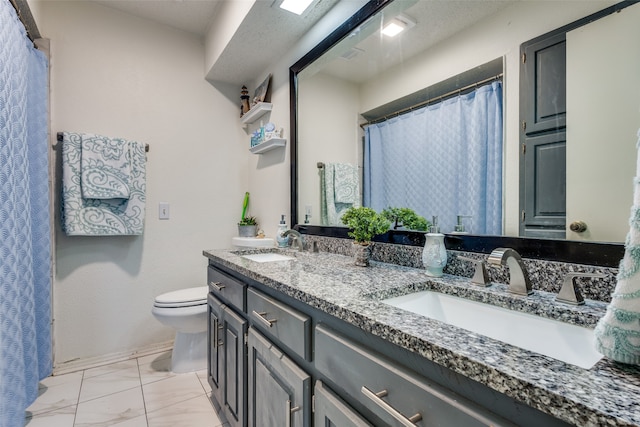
xmin=152 ymin=286 xmax=208 ymax=373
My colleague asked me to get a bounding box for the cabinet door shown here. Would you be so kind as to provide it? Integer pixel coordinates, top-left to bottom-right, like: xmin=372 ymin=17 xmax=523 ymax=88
xmin=522 ymin=131 xmax=566 ymax=238
xmin=520 ymin=32 xmax=567 ymax=238
xmin=314 ymin=380 xmax=372 ymax=427
xmin=207 ymin=294 xmax=224 ymax=405
xmin=248 ymin=327 xmax=311 ymax=427
xmin=222 ymin=306 xmax=248 ymax=427
xmin=521 ymin=32 xmax=566 ymax=134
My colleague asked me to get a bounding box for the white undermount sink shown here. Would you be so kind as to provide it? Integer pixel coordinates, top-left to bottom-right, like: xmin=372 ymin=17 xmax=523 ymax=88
xmin=241 ymin=252 xmax=295 ymax=263
xmin=383 ymin=291 xmax=603 ymax=369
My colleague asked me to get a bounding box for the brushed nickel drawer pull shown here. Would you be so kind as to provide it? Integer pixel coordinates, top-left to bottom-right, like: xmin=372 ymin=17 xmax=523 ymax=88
xmin=252 ymin=310 xmax=277 ymax=328
xmin=210 ymin=281 xmax=225 ymax=291
xmin=213 ymin=321 xmax=224 ymax=347
xmin=361 ymin=386 xmax=423 ymax=426
xmin=286 ymin=399 xmax=300 ymax=427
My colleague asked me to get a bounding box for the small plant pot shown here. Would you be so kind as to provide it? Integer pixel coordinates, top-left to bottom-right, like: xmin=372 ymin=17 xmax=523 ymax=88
xmin=352 ymin=242 xmax=372 ymax=267
xmin=238 ymin=225 xmax=257 ymax=237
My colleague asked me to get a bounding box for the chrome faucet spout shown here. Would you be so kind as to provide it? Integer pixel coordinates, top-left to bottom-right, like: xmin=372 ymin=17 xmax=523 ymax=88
xmin=487 ymin=248 xmax=533 ymax=296
xmin=283 ymin=229 xmax=305 ymax=251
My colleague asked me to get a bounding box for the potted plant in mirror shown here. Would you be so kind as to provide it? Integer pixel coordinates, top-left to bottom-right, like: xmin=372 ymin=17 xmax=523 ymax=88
xmin=238 ymin=216 xmax=258 ymax=237
xmin=341 ymin=207 xmax=391 ymax=267
xmin=381 ymin=207 xmax=430 ymax=231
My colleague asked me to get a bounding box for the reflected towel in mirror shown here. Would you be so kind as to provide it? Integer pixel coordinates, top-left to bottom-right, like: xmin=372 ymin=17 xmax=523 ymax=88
xmin=320 ymin=162 xmax=360 ymax=226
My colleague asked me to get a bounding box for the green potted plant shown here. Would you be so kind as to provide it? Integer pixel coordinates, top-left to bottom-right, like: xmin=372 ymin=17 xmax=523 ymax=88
xmin=341 ymin=207 xmax=390 ymax=266
xmin=381 ymin=207 xmax=430 ymax=231
xmin=238 ymin=215 xmax=258 ymax=237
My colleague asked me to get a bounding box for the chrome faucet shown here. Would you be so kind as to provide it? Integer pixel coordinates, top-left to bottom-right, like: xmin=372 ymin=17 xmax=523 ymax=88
xmin=283 ymin=229 xmax=305 ymax=251
xmin=487 ymin=248 xmax=533 ymax=296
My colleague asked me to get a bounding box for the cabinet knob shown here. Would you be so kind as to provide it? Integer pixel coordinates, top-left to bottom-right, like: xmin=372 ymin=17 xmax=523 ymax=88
xmin=569 ymin=221 xmax=588 ymax=233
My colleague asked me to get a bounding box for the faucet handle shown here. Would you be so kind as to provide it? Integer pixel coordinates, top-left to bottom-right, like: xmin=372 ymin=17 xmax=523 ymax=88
xmin=458 ymin=256 xmax=490 ymax=287
xmin=556 ymin=272 xmax=605 ymax=305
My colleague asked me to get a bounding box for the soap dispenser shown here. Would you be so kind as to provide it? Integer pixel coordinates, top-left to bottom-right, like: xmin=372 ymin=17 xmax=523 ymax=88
xmin=422 ymin=216 xmax=447 ymax=277
xmin=452 ymin=215 xmax=472 ymax=234
xmin=276 ymin=214 xmax=289 ymax=248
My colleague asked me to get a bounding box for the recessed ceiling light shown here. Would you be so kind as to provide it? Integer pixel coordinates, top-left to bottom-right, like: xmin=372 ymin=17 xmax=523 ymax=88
xmin=381 ymin=14 xmax=416 ymax=37
xmin=280 ymin=0 xmax=314 ymax=15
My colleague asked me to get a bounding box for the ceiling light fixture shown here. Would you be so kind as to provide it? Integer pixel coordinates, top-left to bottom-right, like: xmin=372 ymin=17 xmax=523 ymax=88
xmin=280 ymin=0 xmax=314 ymax=15
xmin=381 ymin=14 xmax=416 ymax=37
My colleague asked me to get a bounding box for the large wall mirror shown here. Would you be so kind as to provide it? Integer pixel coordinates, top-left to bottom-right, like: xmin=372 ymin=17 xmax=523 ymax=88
xmin=290 ymin=0 xmax=639 ymax=266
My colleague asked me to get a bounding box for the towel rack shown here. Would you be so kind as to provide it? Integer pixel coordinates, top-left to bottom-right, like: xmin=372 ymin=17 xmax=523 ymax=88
xmin=56 ymin=132 xmax=149 ymax=152
xmin=317 ymin=162 xmax=324 ymax=169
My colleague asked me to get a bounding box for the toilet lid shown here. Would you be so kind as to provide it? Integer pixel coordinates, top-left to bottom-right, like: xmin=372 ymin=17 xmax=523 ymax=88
xmin=155 ymin=286 xmax=208 ymax=305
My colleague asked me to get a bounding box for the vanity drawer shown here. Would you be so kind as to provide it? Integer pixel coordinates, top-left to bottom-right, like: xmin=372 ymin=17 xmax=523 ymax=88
xmin=315 ymin=325 xmax=513 ymax=427
xmin=207 ymin=266 xmax=246 ymax=312
xmin=247 ymin=288 xmax=311 ymax=360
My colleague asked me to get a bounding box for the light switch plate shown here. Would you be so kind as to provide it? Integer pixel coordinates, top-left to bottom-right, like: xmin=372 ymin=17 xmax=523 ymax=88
xmin=159 ymin=202 xmax=170 ymax=220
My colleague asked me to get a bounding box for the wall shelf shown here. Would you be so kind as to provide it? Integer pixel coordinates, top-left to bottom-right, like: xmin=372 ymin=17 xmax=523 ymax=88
xmin=250 ymin=138 xmax=286 ymax=154
xmin=241 ymin=102 xmax=272 ymax=127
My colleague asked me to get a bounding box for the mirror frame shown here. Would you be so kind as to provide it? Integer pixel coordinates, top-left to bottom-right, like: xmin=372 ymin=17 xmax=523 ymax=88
xmin=289 ymin=0 xmax=625 ymax=268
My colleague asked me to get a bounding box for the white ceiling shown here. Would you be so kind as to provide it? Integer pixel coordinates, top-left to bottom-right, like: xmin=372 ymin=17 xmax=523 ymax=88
xmin=86 ymin=0 xmax=521 ymax=87
xmin=304 ymin=0 xmax=518 ymax=84
xmin=91 ymin=0 xmax=221 ymax=37
xmin=90 ymin=0 xmax=340 ymax=86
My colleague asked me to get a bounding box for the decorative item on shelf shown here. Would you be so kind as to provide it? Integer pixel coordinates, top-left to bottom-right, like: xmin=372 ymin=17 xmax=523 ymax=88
xmin=422 ymin=216 xmax=447 ymax=277
xmin=240 ymin=85 xmax=251 ymax=117
xmin=341 ymin=207 xmax=391 ymax=267
xmin=251 ymin=74 xmax=271 ymax=109
xmin=250 ymin=122 xmax=283 ymax=148
xmin=237 ymin=192 xmax=258 ymax=237
xmin=381 ymin=207 xmax=430 ymax=231
xmin=238 ymin=216 xmax=258 ymax=237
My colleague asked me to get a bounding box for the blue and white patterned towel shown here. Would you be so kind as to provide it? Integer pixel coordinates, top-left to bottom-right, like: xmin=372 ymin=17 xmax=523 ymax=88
xmin=320 ymin=163 xmax=360 ymax=226
xmin=333 ymin=163 xmax=359 ymax=204
xmin=62 ymin=132 xmax=146 ymax=235
xmin=594 ymin=130 xmax=640 ymax=365
xmin=81 ymin=133 xmax=131 ymax=199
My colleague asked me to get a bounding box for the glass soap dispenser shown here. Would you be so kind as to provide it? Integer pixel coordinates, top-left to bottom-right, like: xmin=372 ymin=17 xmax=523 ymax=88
xmin=422 ymin=216 xmax=447 ymax=277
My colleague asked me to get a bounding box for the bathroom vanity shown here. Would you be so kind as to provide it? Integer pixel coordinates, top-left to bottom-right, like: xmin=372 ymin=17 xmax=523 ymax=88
xmin=204 ymin=244 xmax=640 ymax=427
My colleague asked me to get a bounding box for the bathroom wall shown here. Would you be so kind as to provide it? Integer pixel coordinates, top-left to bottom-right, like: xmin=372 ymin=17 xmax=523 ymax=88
xmin=297 ymin=72 xmax=361 ymax=223
xmin=242 ymin=0 xmax=368 ymax=234
xmin=36 ymin=1 xmax=247 ymax=369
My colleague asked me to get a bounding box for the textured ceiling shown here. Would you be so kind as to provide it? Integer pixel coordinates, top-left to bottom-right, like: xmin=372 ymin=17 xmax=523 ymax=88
xmin=304 ymin=0 xmax=518 ymax=84
xmin=90 ymin=0 xmax=340 ymax=87
xmin=86 ymin=0 xmax=519 ymax=88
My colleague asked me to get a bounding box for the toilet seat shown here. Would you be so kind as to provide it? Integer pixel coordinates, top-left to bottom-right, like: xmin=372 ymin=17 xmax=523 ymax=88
xmin=154 ymin=286 xmax=207 ymax=308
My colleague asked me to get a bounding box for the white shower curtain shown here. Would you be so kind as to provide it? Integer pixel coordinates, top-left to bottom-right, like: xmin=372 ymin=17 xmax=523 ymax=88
xmin=0 ymin=2 xmax=52 ymax=425
xmin=364 ymin=81 xmax=503 ymax=235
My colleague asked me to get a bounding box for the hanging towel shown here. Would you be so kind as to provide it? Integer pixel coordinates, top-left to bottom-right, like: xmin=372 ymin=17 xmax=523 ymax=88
xmin=594 ymin=129 xmax=640 ymax=365
xmin=61 ymin=132 xmax=146 ymax=236
xmin=333 ymin=163 xmax=359 ymax=204
xmin=320 ymin=163 xmax=360 ymax=226
xmin=81 ymin=133 xmax=131 ymax=199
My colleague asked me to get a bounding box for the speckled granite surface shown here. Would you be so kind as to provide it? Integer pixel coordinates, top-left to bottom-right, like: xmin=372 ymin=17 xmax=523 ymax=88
xmin=204 ymin=245 xmax=640 ymax=427
xmin=305 ymin=235 xmax=619 ymax=303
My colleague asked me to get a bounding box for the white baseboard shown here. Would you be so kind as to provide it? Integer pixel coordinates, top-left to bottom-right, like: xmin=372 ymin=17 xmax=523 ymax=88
xmin=52 ymin=340 xmax=174 ymax=375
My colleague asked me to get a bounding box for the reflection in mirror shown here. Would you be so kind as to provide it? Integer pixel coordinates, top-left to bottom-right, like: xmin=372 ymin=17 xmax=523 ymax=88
xmin=294 ymin=0 xmax=640 ymax=244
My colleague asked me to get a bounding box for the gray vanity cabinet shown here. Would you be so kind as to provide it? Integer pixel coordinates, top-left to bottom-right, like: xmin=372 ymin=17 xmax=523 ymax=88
xmin=315 ymin=324 xmax=514 ymax=427
xmin=207 ymin=294 xmax=224 ymax=406
xmin=313 ymin=380 xmax=372 ymax=427
xmin=221 ymin=305 xmax=247 ymax=427
xmin=207 ymin=278 xmax=247 ymax=427
xmin=247 ymin=327 xmax=311 ymax=427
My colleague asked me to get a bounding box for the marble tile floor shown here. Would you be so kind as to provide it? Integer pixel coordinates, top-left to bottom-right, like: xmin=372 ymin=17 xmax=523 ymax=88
xmin=24 ymin=351 xmax=228 ymax=427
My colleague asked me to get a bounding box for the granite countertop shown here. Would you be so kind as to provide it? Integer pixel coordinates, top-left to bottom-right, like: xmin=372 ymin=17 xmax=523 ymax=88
xmin=203 ymin=248 xmax=640 ymax=426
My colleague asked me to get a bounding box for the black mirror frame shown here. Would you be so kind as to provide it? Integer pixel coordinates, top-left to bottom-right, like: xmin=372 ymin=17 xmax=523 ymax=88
xmin=288 ymin=0 xmax=625 ymax=268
